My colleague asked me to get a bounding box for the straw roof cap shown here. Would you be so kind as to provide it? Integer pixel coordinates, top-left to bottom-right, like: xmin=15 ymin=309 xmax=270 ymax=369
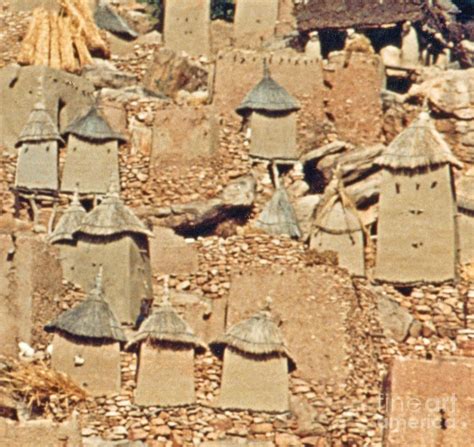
xmin=236 ymin=65 xmax=300 ymax=115
xmin=376 ymin=112 xmax=462 ymax=170
xmin=17 ymin=101 xmax=64 ymax=146
xmin=457 ymin=168 xmax=474 ymax=212
xmin=126 ymin=302 xmax=206 ymax=352
xmin=44 ymin=271 xmax=126 ymax=342
xmin=210 ymin=306 xmax=296 ymax=371
xmin=255 ymin=187 xmax=302 ymax=238
xmin=49 ymin=192 xmax=87 ymax=243
xmin=63 ymin=106 xmax=126 ymax=143
xmin=75 ymin=185 xmax=153 ymax=238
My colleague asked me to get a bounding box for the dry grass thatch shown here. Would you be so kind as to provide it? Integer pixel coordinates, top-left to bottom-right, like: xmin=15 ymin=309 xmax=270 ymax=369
xmin=76 ymin=191 xmax=154 ymax=238
xmin=376 ymin=112 xmax=463 ymax=170
xmin=49 ymin=193 xmax=87 ymax=243
xmin=255 ymin=187 xmax=302 ymax=239
xmin=64 ymin=106 xmax=126 ymax=143
xmin=17 ymin=0 xmax=110 ymax=73
xmin=0 ymin=356 xmax=87 ymax=418
xmin=45 ymin=276 xmax=126 ymax=342
xmin=210 ymin=311 xmax=296 ymax=371
xmin=16 ymin=101 xmax=64 ymax=146
xmin=236 ymin=64 xmax=300 ymax=116
xmin=126 ymin=303 xmax=206 ymax=352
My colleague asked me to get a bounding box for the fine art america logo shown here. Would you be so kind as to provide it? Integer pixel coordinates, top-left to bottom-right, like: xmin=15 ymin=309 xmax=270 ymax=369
xmin=382 ymin=394 xmax=469 ymax=435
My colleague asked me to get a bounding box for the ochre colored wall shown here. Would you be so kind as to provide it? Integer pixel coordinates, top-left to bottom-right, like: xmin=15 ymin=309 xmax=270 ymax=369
xmin=61 ymin=136 xmax=120 ymax=194
xmin=135 ymin=343 xmax=196 ymax=406
xmin=249 ymin=112 xmax=298 ymax=160
xmin=15 ymin=141 xmax=59 ymax=191
xmin=216 ymin=348 xmax=289 ymax=412
xmin=51 ymin=333 xmax=121 ymax=396
xmin=458 ymin=211 xmax=474 ymax=265
xmin=233 ymin=0 xmax=279 ymax=49
xmin=163 ymin=0 xmax=211 ymax=57
xmin=310 ymin=202 xmax=365 ymax=276
xmin=375 ymin=166 xmax=457 ymax=285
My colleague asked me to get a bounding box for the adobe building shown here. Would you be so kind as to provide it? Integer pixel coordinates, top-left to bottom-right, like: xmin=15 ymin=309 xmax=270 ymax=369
xmin=149 ymin=226 xmax=199 ymax=275
xmin=163 ymin=0 xmax=211 ymax=57
xmin=236 ymin=64 xmax=300 ymax=161
xmin=73 ymin=184 xmax=154 ymax=324
xmin=384 ymin=357 xmax=474 ymax=446
xmin=49 ymin=191 xmax=87 ymax=284
xmin=233 ymin=0 xmax=279 ymax=49
xmin=127 ymin=291 xmax=206 ymax=407
xmin=210 ymin=301 xmax=295 ymax=413
xmin=374 ymin=112 xmax=462 ymax=286
xmin=255 ymin=187 xmax=301 ymax=238
xmin=44 ymin=271 xmax=126 ymax=396
xmin=0 ymin=65 xmax=94 ymax=151
xmin=310 ymin=176 xmax=365 ymax=276
xmin=61 ymin=105 xmax=126 ymax=194
xmin=456 ymin=168 xmax=474 ymax=265
xmin=14 ymin=100 xmax=64 ymax=193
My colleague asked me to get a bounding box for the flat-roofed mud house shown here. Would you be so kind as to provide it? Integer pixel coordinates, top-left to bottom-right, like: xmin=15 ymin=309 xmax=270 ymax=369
xmin=375 ymin=112 xmax=462 ymax=285
xmin=61 ymin=105 xmax=126 ymax=194
xmin=45 ymin=271 xmax=126 ymax=396
xmin=127 ymin=290 xmax=206 ymax=407
xmin=73 ymin=185 xmax=154 ymax=324
xmin=236 ymin=64 xmax=300 ymax=162
xmin=456 ymin=168 xmax=474 ymax=265
xmin=310 ymin=176 xmax=365 ymax=277
xmin=49 ymin=191 xmax=87 ymax=284
xmin=210 ymin=301 xmax=295 ymax=413
xmin=15 ymin=100 xmax=64 ymax=193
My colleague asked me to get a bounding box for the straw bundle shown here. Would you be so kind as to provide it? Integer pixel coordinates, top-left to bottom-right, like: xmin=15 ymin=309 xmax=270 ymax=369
xmin=0 ymin=357 xmax=87 ymax=417
xmin=17 ymin=0 xmax=110 ymax=73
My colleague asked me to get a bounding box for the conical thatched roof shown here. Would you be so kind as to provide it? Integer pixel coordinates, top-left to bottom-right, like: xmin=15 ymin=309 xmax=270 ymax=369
xmin=236 ymin=64 xmax=300 ymax=116
xmin=255 ymin=187 xmax=302 ymax=239
xmin=126 ymin=300 xmax=206 ymax=352
xmin=75 ymin=186 xmax=153 ymax=238
xmin=457 ymin=168 xmax=474 ymax=212
xmin=16 ymin=101 xmax=64 ymax=146
xmin=63 ymin=106 xmax=126 ymax=143
xmin=44 ymin=271 xmax=126 ymax=342
xmin=49 ymin=192 xmax=87 ymax=243
xmin=376 ymin=112 xmax=462 ymax=170
xmin=314 ymin=179 xmax=362 ymax=235
xmin=210 ymin=309 xmax=296 ymax=371
xmin=94 ymin=0 xmax=138 ymax=39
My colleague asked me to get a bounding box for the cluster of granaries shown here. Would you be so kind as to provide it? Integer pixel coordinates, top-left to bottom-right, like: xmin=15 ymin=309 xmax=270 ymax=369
xmin=45 ymin=271 xmax=293 ymax=413
xmin=14 ymin=66 xmax=474 ymax=291
xmin=11 ymin=63 xmax=474 ymax=413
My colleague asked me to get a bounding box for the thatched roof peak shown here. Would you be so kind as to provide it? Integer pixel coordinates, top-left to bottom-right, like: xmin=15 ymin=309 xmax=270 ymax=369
xmin=75 ymin=188 xmax=154 ymax=238
xmin=210 ymin=305 xmax=296 ymax=371
xmin=126 ymin=289 xmax=206 ymax=351
xmin=236 ymin=63 xmax=300 ymax=116
xmin=44 ymin=270 xmax=126 ymax=342
xmin=49 ymin=191 xmax=87 ymax=244
xmin=17 ymin=101 xmax=64 ymax=146
xmin=63 ymin=106 xmax=126 ymax=143
xmin=376 ymin=112 xmax=462 ymax=170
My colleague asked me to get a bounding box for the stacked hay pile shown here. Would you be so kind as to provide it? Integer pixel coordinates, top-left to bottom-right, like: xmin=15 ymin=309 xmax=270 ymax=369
xmin=17 ymin=0 xmax=110 ymax=73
